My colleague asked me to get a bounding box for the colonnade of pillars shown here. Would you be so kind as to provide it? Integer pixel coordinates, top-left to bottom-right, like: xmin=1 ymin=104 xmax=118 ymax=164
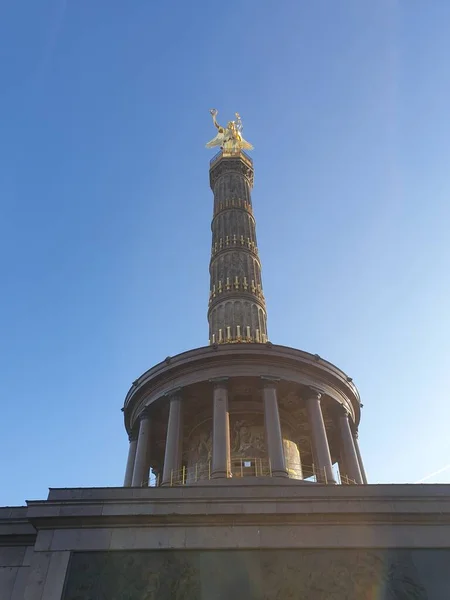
xmin=123 ymin=379 xmax=367 ymax=487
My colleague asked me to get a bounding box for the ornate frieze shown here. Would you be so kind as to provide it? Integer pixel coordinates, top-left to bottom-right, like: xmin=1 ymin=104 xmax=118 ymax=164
xmin=230 ymin=415 xmax=266 ymax=458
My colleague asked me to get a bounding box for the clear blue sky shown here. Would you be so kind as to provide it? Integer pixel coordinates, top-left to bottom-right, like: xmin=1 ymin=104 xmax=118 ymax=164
xmin=1 ymin=1 xmax=449 ymax=506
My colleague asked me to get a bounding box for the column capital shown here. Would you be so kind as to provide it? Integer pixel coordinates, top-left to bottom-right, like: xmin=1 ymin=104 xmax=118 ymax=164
xmin=139 ymin=408 xmax=151 ymax=421
xmin=337 ymin=404 xmax=351 ymax=418
xmin=209 ymin=377 xmax=229 ymax=388
xmin=128 ymin=431 xmax=138 ymax=442
xmin=261 ymin=376 xmax=280 ymax=387
xmin=306 ymin=387 xmax=322 ymax=401
xmin=164 ymin=387 xmax=183 ymax=399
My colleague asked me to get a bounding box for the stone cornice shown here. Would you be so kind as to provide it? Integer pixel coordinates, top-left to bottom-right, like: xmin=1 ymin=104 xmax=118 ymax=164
xmin=0 ymin=507 xmax=37 ymax=546
xmin=23 ymin=484 xmax=450 ymax=534
xmin=122 ymin=344 xmax=361 ymax=433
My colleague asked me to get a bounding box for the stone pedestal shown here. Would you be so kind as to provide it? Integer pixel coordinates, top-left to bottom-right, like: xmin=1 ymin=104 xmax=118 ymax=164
xmin=6 ymin=484 xmax=450 ymax=600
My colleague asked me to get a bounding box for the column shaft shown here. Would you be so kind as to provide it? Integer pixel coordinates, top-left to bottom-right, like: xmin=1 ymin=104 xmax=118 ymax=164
xmin=338 ymin=451 xmax=349 ymax=485
xmin=306 ymin=391 xmax=336 ymax=484
xmin=123 ymin=435 xmax=138 ymax=487
xmin=262 ymin=378 xmax=288 ymax=477
xmin=354 ymin=433 xmax=368 ymax=484
xmin=339 ymin=411 xmax=363 ymax=484
xmin=131 ymin=412 xmax=151 ymax=487
xmin=162 ymin=392 xmax=183 ymax=485
xmin=211 ymin=379 xmax=230 ymax=478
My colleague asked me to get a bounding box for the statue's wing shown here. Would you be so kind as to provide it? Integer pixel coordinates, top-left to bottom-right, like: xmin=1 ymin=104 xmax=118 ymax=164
xmin=206 ymin=131 xmax=224 ymax=148
xmin=239 ymin=137 xmax=254 ymax=151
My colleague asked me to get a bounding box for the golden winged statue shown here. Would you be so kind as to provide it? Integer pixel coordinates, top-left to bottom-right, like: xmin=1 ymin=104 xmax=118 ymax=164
xmin=206 ymin=109 xmax=253 ymax=153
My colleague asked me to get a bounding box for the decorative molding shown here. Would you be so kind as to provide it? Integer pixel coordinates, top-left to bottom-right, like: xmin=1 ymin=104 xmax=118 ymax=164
xmin=213 ymin=199 xmax=254 ymax=218
xmin=210 ymin=235 xmax=259 ymax=257
xmin=209 ymin=277 xmax=265 ymax=304
xmin=209 ymin=334 xmax=266 ymax=345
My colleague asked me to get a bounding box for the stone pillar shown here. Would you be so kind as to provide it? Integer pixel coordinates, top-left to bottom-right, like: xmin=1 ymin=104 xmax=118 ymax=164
xmin=338 ymin=451 xmax=349 ymax=484
xmin=211 ymin=377 xmax=230 ymax=478
xmin=306 ymin=389 xmax=336 ymax=484
xmin=123 ymin=432 xmax=138 ymax=487
xmin=338 ymin=408 xmax=363 ymax=484
xmin=162 ymin=389 xmax=184 ymax=486
xmin=262 ymin=377 xmax=288 ymax=477
xmin=131 ymin=409 xmax=151 ymax=487
xmin=353 ymin=431 xmax=368 ymax=484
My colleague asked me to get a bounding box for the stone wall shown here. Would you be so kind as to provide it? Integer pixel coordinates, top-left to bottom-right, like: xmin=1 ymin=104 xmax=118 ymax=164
xmin=0 ymin=506 xmax=36 ymax=600
xmin=62 ymin=549 xmax=450 ymax=599
xmin=0 ymin=544 xmax=34 ymax=600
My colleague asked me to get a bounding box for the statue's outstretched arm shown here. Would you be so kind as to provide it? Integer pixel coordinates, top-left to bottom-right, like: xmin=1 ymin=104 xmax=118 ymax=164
xmin=210 ymin=109 xmax=224 ymax=132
